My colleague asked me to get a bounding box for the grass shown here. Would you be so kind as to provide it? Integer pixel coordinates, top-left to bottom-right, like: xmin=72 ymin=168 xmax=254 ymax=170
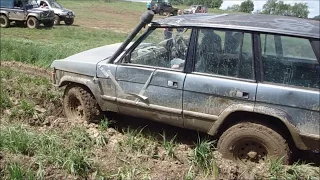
xmin=5 ymin=162 xmax=36 ymax=180
xmin=191 ymin=136 xmax=217 ymax=175
xmin=160 ymin=131 xmax=177 ymax=159
xmin=0 ymin=124 xmax=94 ymax=177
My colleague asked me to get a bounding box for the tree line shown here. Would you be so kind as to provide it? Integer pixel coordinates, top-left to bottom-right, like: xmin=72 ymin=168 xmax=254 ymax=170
xmin=169 ymin=0 xmax=319 ymax=19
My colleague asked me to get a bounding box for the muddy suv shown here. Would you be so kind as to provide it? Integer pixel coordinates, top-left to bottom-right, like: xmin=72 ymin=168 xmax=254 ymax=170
xmin=0 ymin=0 xmax=54 ymax=28
xmin=183 ymin=5 xmax=207 ymax=14
xmin=50 ymin=12 xmax=320 ymax=165
xmin=31 ymin=0 xmax=75 ymax=25
xmin=151 ymin=1 xmax=178 ymax=16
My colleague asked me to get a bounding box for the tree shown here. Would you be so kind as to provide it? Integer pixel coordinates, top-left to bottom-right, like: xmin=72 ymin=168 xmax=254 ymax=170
xmin=290 ymin=3 xmax=309 ymax=18
xmin=239 ymin=0 xmax=254 ymax=13
xmin=261 ymin=0 xmax=310 ymax=18
xmin=274 ymin=1 xmax=291 ymax=16
xmin=169 ymin=0 xmax=184 ymax=5
xmin=313 ymin=15 xmax=320 ymax=20
xmin=262 ymin=0 xmax=277 ymax=14
xmin=226 ymin=4 xmax=240 ymax=12
xmin=210 ymin=0 xmax=223 ymax=9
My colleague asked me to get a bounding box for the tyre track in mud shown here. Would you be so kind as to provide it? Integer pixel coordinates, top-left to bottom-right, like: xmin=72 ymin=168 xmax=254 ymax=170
xmin=1 ymin=61 xmax=51 ymax=78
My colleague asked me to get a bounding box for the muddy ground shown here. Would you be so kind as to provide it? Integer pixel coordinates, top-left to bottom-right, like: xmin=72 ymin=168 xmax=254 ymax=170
xmin=0 ymin=61 xmax=319 ymax=180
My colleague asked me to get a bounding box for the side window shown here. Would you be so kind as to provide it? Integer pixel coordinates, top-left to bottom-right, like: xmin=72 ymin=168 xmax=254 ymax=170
xmin=128 ymin=28 xmax=191 ymax=71
xmin=261 ymin=34 xmax=319 ymax=89
xmin=195 ymin=29 xmax=254 ymax=79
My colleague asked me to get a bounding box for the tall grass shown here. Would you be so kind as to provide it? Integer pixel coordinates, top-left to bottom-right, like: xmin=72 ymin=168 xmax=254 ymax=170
xmin=0 ymin=125 xmax=94 ymax=177
xmin=0 ymin=27 xmax=127 ymax=67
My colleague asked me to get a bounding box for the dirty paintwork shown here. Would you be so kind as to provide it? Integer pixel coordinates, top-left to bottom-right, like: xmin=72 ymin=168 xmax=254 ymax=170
xmin=256 ymin=83 xmax=320 ymax=136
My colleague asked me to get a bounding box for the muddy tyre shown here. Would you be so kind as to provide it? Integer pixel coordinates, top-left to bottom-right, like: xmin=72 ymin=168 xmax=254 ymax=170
xmin=0 ymin=15 xmax=10 ymax=28
xmin=217 ymin=121 xmax=290 ymax=165
xmin=64 ymin=18 xmax=74 ymax=26
xmin=54 ymin=15 xmax=60 ymax=25
xmin=27 ymin=17 xmax=39 ymax=29
xmin=63 ymin=85 xmax=101 ymax=123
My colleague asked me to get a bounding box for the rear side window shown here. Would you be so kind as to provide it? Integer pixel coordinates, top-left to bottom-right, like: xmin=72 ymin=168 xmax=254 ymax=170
xmin=194 ymin=29 xmax=254 ymax=80
xmin=261 ymin=34 xmax=319 ymax=89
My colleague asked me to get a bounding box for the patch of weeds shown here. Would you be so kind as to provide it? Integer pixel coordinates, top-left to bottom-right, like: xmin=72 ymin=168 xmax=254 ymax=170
xmin=95 ymin=131 xmax=108 ymax=147
xmin=5 ymin=162 xmax=35 ymax=180
xmin=0 ymin=88 xmax=12 ymax=110
xmin=67 ymin=126 xmax=93 ymax=150
xmin=98 ymin=117 xmax=114 ymax=131
xmin=119 ymin=126 xmax=158 ymax=156
xmin=269 ymin=157 xmax=284 ymax=180
xmin=185 ymin=165 xmax=195 ymax=180
xmin=121 ymin=126 xmax=146 ymax=152
xmin=0 ymin=125 xmax=35 ymax=155
xmin=63 ymin=149 xmax=93 ymax=178
xmin=191 ymin=136 xmax=216 ymax=175
xmin=19 ymin=99 xmax=35 ymax=117
xmin=114 ymin=165 xmax=150 ymax=180
xmin=160 ymin=131 xmax=177 ymax=159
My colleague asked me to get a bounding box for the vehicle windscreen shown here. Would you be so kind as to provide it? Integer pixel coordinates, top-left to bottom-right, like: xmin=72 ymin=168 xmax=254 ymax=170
xmin=50 ymin=1 xmax=62 ymax=8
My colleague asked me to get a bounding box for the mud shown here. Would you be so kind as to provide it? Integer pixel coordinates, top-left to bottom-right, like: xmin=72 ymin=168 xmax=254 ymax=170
xmin=1 ymin=62 xmax=320 ymax=180
xmin=1 ymin=61 xmax=51 ymax=78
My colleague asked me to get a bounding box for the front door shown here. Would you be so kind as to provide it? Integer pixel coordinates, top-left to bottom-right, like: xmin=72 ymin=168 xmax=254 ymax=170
xmin=115 ymin=27 xmax=192 ymax=127
xmin=183 ymin=28 xmax=257 ymax=133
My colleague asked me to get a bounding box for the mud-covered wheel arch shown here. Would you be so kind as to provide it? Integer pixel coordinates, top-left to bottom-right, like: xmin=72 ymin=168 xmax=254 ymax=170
xmin=63 ymin=83 xmax=102 ymax=123
xmin=217 ymin=120 xmax=291 ymax=165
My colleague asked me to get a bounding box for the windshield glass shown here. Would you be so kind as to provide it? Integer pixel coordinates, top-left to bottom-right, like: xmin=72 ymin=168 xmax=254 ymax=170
xmin=128 ymin=28 xmax=191 ymax=70
xmin=50 ymin=1 xmax=63 ymax=8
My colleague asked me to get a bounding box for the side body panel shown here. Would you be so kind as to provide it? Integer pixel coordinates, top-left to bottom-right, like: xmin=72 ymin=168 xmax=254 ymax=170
xmin=255 ymin=84 xmax=320 ymax=136
xmin=183 ymin=74 xmax=257 ymax=132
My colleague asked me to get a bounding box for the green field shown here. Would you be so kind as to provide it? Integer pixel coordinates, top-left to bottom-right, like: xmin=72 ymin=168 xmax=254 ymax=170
xmin=0 ymin=0 xmax=232 ymax=68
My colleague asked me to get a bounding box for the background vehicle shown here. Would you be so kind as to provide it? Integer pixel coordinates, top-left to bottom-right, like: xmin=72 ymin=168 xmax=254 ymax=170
xmin=0 ymin=0 xmax=54 ymax=28
xmin=150 ymin=0 xmax=178 ymax=16
xmin=31 ymin=0 xmax=75 ymax=25
xmin=50 ymin=11 xmax=320 ymax=165
xmin=183 ymin=5 xmax=208 ymax=14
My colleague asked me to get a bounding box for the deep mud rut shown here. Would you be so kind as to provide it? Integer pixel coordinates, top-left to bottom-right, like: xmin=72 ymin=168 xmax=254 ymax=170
xmin=1 ymin=61 xmax=319 ymax=180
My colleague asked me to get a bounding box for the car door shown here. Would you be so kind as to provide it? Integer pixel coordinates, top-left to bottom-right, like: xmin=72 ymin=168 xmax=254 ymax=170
xmin=256 ymin=34 xmax=320 ymax=137
xmin=114 ymin=27 xmax=192 ymax=127
xmin=183 ymin=28 xmax=258 ymax=133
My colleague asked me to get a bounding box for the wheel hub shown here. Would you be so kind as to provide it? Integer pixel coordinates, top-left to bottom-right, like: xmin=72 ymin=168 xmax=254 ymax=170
xmin=236 ymin=140 xmax=267 ymax=164
xmin=68 ymin=95 xmax=84 ymax=120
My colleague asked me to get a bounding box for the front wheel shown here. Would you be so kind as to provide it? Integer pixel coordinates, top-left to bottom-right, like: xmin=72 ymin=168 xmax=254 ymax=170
xmin=27 ymin=17 xmax=39 ymax=29
xmin=64 ymin=18 xmax=74 ymax=26
xmin=217 ymin=121 xmax=290 ymax=165
xmin=63 ymin=85 xmax=102 ymax=123
xmin=54 ymin=15 xmax=60 ymax=25
xmin=0 ymin=15 xmax=10 ymax=28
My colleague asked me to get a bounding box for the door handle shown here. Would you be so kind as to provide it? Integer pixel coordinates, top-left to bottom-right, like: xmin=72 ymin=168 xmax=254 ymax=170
xmin=235 ymin=91 xmax=249 ymax=99
xmin=168 ymin=80 xmax=178 ymax=88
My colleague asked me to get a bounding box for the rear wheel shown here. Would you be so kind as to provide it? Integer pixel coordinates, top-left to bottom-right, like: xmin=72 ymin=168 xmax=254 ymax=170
xmin=64 ymin=18 xmax=74 ymax=25
xmin=63 ymin=85 xmax=102 ymax=123
xmin=0 ymin=15 xmax=10 ymax=28
xmin=217 ymin=121 xmax=290 ymax=165
xmin=27 ymin=17 xmax=39 ymax=29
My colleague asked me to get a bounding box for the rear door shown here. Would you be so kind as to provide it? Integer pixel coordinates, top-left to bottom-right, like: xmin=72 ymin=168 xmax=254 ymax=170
xmin=183 ymin=28 xmax=257 ymax=132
